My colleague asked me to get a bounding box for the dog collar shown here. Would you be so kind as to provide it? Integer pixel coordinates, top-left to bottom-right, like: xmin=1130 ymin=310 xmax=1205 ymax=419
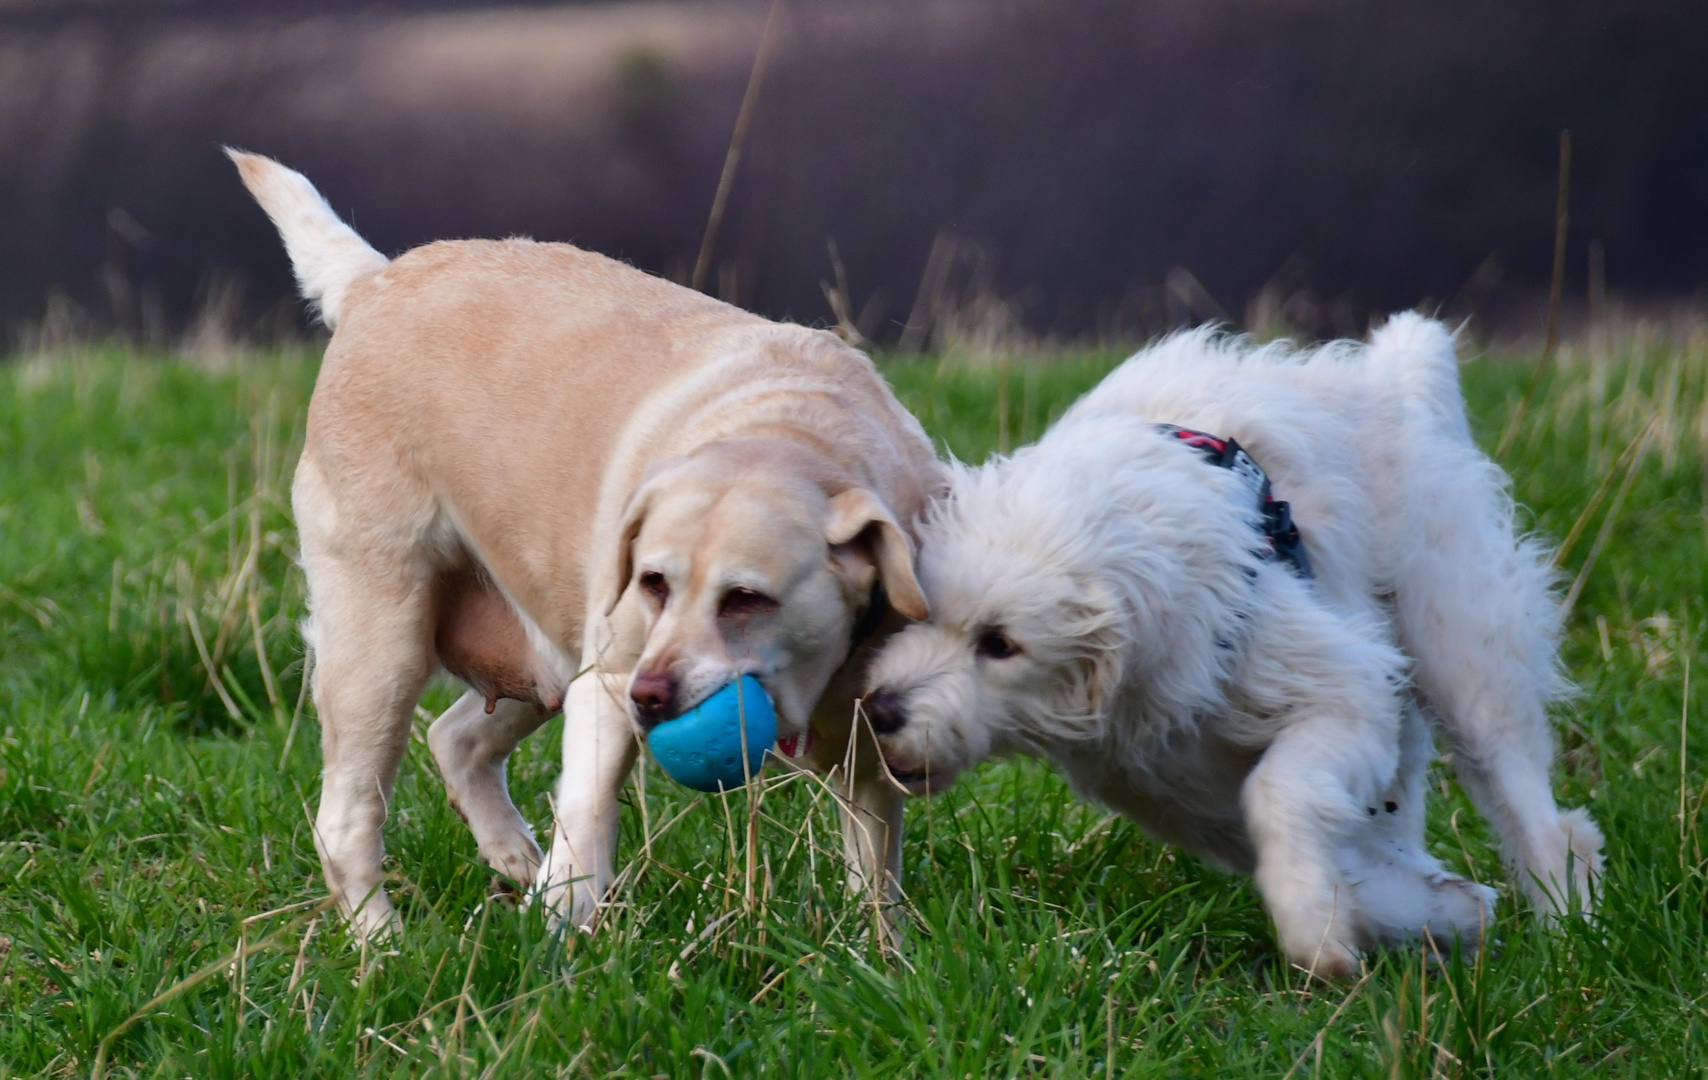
xmin=1156 ymin=424 xmax=1313 ymax=579
xmin=775 ymin=729 xmax=816 ymax=759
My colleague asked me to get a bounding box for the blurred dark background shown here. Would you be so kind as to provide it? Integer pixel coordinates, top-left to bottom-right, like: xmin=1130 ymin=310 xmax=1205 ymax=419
xmin=3 ymin=0 xmax=1706 ymax=348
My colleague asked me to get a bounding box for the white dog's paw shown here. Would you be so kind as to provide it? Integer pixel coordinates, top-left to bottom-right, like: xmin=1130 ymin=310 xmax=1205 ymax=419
xmin=1270 ymin=898 xmax=1364 ymax=978
xmin=1347 ymin=864 xmax=1497 ymax=956
xmin=1418 ymin=875 xmax=1498 ymax=953
xmin=1523 ymin=808 xmax=1605 ymax=919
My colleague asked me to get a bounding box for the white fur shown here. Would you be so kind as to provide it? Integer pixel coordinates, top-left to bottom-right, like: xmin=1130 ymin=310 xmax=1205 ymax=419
xmin=223 ymin=149 xmax=388 ymax=328
xmin=866 ymin=314 xmax=1604 ymax=975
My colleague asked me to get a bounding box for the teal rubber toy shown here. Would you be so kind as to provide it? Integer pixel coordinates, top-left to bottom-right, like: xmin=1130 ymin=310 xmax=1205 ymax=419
xmin=647 ymin=675 xmax=776 ymax=792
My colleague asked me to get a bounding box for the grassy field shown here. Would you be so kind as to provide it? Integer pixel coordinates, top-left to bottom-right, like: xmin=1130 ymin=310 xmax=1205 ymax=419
xmin=1 ymin=333 xmax=1705 ymax=1077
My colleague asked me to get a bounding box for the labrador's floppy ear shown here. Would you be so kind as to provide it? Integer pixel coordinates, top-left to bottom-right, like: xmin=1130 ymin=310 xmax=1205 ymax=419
xmin=825 ymin=488 xmax=929 ymax=621
xmin=601 ymin=482 xmax=655 ymax=617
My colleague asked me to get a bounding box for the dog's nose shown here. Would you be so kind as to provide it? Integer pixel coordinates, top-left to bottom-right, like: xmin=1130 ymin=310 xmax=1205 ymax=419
xmin=863 ymin=689 xmax=907 ymax=735
xmin=630 ymin=671 xmax=676 ymax=725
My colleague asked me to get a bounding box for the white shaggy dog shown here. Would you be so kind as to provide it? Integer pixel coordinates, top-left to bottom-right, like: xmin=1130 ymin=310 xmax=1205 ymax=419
xmin=862 ymin=314 xmax=1603 ymax=976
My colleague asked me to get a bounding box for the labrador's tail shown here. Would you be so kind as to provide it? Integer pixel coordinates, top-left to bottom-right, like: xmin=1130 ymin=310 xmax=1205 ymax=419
xmin=225 ymin=149 xmax=388 ymax=329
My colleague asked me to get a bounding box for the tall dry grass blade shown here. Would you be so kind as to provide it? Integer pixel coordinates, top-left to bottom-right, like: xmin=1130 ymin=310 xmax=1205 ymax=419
xmin=475 ymin=1008 xmax=540 ymax=1080
xmin=716 ymin=774 xmax=740 ymax=917
xmin=1543 ymin=130 xmax=1573 ymax=364
xmin=900 ymin=232 xmax=957 ymax=353
xmin=0 ymin=584 xmax=54 ymax=629
xmin=1588 ymin=238 xmax=1608 ymax=353
xmin=248 ymin=588 xmax=283 ymax=720
xmin=1105 ymin=980 xmax=1117 ymax=1075
xmin=226 ymin=454 xmax=239 ymax=575
xmin=279 ymin=650 xmax=312 ymax=769
xmin=449 ymin=899 xmax=493 ymax=1053
xmin=821 ymin=238 xmax=864 ymax=345
xmin=208 ymin=497 xmax=263 ymax=670
xmin=1165 ymin=266 xmax=1231 ymax=326
xmin=1503 ymin=136 xmax=1577 ymax=460
xmin=1682 ymin=654 xmax=1692 ymax=869
xmin=1493 ymin=383 xmax=1535 ymax=461
xmin=691 ymin=0 xmax=784 ymax=293
xmin=183 ymin=600 xmax=246 ymax=724
xmin=736 ymin=677 xmax=757 ymax=915
xmin=750 ymin=952 xmax=816 ymax=1004
xmin=1552 ymin=419 xmax=1653 ymax=568
xmin=1560 ymin=415 xmax=1655 ymax=620
xmin=107 ymin=558 xmax=122 ymax=635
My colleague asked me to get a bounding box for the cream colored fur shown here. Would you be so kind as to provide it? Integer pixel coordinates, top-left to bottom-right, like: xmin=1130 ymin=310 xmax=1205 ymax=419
xmin=865 ymin=314 xmax=1603 ymax=976
xmin=231 ymin=151 xmax=939 ymax=940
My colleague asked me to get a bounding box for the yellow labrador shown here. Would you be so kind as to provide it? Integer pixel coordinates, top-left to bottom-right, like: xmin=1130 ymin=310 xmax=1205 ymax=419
xmin=231 ymin=151 xmax=939 ymax=939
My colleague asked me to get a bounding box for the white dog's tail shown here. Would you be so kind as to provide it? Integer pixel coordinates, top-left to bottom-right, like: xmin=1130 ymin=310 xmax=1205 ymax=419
xmin=1367 ymin=311 xmax=1468 ymax=437
xmin=225 ymin=149 xmax=388 ymax=329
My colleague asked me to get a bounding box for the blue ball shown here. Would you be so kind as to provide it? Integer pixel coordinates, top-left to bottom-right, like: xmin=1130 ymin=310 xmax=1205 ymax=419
xmin=647 ymin=675 xmax=777 ymax=792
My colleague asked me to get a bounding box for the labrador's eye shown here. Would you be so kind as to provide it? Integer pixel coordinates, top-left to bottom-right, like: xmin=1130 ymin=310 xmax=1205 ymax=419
xmin=975 ymin=628 xmax=1021 ymax=660
xmin=639 ymin=571 xmax=669 ymax=605
xmin=719 ymin=587 xmax=780 ymax=619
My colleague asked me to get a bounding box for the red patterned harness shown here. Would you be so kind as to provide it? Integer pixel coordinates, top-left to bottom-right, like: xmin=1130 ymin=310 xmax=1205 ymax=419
xmin=1156 ymin=424 xmax=1313 ymax=579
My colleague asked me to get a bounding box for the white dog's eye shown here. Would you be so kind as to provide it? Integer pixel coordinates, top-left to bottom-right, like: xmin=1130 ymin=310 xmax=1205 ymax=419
xmin=639 ymin=571 xmax=670 ymax=606
xmin=975 ymin=628 xmax=1021 ymax=660
xmin=719 ymin=587 xmax=780 ymax=619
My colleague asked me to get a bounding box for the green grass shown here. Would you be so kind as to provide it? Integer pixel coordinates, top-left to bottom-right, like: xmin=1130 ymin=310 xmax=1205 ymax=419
xmin=1 ymin=335 xmax=1705 ymax=1077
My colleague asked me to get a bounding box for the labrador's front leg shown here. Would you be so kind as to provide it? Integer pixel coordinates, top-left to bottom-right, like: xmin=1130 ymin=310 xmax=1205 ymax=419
xmin=535 ymin=673 xmax=637 ymax=928
xmin=429 ymin=691 xmax=551 ymax=885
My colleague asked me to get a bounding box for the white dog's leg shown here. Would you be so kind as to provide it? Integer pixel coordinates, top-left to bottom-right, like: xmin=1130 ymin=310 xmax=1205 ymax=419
xmin=535 ymin=673 xmax=637 ymax=928
xmin=840 ymin=770 xmax=905 ymax=938
xmin=1390 ymin=465 xmax=1603 ymax=915
xmin=1416 ymin=662 xmax=1602 ymax=917
xmin=1443 ymin=733 xmax=1600 ymax=918
xmin=1374 ymin=313 xmax=1603 ymax=915
xmin=1243 ymin=733 xmax=1372 ymax=977
xmin=428 ymin=691 xmax=551 ymax=885
xmin=1342 ymin=702 xmax=1496 ymax=952
xmin=1238 ymin=591 xmax=1409 ymax=977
